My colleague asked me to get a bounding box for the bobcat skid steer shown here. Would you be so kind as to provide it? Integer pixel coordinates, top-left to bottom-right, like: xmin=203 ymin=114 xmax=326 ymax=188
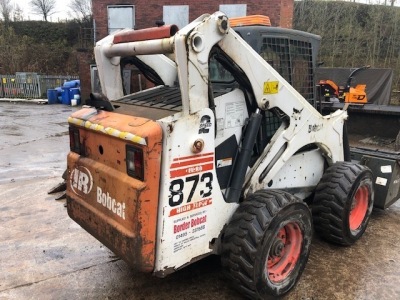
xmin=66 ymin=12 xmax=376 ymax=299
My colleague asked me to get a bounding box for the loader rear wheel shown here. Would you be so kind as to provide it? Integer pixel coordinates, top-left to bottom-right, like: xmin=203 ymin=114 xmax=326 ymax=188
xmin=221 ymin=190 xmax=312 ymax=299
xmin=312 ymin=162 xmax=374 ymax=246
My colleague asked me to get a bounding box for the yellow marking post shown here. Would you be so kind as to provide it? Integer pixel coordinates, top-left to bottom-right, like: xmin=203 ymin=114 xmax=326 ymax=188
xmin=263 ymin=81 xmax=279 ymax=95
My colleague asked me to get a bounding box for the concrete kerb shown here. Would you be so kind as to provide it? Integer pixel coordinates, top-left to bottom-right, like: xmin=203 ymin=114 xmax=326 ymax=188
xmin=0 ymin=98 xmax=48 ymax=104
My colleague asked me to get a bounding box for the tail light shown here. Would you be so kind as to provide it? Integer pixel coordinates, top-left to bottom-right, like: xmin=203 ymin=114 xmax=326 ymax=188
xmin=126 ymin=145 xmax=144 ymax=180
xmin=69 ymin=126 xmax=81 ymax=154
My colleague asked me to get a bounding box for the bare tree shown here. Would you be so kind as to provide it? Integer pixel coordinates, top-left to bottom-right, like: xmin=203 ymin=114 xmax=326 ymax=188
xmin=0 ymin=0 xmax=13 ymax=23
xmin=30 ymin=0 xmax=56 ymax=21
xmin=13 ymin=4 xmax=23 ymax=21
xmin=68 ymin=0 xmax=92 ymax=22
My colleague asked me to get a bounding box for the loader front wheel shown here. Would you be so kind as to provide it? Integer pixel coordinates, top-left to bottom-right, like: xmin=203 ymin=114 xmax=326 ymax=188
xmin=312 ymin=162 xmax=374 ymax=246
xmin=221 ymin=190 xmax=312 ymax=299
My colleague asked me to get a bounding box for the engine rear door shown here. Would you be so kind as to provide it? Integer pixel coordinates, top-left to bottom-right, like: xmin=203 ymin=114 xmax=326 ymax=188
xmin=66 ymin=107 xmax=162 ymax=271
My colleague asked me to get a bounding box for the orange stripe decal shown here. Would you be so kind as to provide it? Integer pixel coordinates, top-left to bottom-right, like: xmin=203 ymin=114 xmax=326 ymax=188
xmin=172 ymin=152 xmax=214 ymax=162
xmin=170 ymin=156 xmax=214 ymax=169
xmin=169 ymin=198 xmax=213 ymax=216
xmin=170 ymin=163 xmax=213 ymax=178
xmin=169 ymin=152 xmax=215 ymax=178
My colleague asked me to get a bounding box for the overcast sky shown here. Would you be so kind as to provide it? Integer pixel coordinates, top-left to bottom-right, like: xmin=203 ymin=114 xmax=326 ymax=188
xmin=11 ymin=0 xmax=400 ymax=22
xmin=15 ymin=0 xmax=71 ymax=21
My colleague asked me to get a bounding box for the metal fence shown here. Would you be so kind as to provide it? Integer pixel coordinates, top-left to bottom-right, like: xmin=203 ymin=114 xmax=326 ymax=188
xmin=0 ymin=73 xmax=79 ymax=99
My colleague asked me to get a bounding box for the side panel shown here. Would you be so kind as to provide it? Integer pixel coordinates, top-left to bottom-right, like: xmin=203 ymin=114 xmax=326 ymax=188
xmin=266 ymin=148 xmax=325 ymax=199
xmin=154 ymin=108 xmax=238 ymax=275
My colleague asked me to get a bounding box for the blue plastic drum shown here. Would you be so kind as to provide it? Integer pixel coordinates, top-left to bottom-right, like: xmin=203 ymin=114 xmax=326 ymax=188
xmin=61 ymin=88 xmax=71 ymax=105
xmin=47 ymin=89 xmax=58 ymax=104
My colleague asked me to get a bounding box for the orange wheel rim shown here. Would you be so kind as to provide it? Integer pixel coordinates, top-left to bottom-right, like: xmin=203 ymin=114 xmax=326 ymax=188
xmin=349 ymin=185 xmax=369 ymax=231
xmin=266 ymin=222 xmax=302 ymax=283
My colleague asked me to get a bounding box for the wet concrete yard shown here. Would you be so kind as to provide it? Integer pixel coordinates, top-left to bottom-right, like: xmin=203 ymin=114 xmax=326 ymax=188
xmin=0 ymin=102 xmax=399 ymax=299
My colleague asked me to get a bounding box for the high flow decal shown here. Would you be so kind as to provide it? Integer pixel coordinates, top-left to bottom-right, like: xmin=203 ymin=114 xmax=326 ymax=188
xmin=169 ymin=197 xmax=213 ymax=216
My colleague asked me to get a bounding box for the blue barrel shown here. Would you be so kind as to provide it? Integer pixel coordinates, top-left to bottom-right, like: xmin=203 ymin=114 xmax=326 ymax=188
xmin=47 ymin=89 xmax=58 ymax=104
xmin=55 ymin=87 xmax=63 ymax=103
xmin=63 ymin=80 xmax=80 ymax=89
xmin=61 ymin=88 xmax=71 ymax=105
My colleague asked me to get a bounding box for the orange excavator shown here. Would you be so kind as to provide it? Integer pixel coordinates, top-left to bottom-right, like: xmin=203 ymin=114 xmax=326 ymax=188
xmin=319 ymin=65 xmax=370 ymax=104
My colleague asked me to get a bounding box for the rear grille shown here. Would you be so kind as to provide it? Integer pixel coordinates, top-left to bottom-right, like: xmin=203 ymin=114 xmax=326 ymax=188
xmin=114 ymin=86 xmax=182 ymax=111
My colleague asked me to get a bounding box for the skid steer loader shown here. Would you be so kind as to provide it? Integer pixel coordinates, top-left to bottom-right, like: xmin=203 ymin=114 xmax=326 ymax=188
xmin=65 ymin=12 xmax=393 ymax=298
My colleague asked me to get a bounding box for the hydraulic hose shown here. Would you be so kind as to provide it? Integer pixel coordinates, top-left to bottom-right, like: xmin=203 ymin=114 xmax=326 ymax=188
xmin=225 ymin=109 xmax=262 ymax=203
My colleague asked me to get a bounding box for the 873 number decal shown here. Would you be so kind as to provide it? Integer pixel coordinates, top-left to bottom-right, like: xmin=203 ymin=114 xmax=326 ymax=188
xmin=168 ymin=172 xmax=213 ymax=207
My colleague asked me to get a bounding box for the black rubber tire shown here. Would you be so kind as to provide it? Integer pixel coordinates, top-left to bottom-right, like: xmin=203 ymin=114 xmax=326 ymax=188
xmin=312 ymin=161 xmax=374 ymax=246
xmin=221 ymin=190 xmax=312 ymax=299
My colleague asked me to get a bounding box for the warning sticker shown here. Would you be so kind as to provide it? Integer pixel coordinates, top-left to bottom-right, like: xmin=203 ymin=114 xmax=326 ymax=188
xmin=381 ymin=165 xmax=392 ymax=174
xmin=216 ymin=118 xmax=224 ymax=138
xmin=217 ymin=158 xmax=232 ymax=168
xmin=376 ymin=177 xmax=388 ymax=186
xmin=263 ymin=81 xmax=279 ymax=94
xmin=225 ymin=102 xmax=245 ymax=129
